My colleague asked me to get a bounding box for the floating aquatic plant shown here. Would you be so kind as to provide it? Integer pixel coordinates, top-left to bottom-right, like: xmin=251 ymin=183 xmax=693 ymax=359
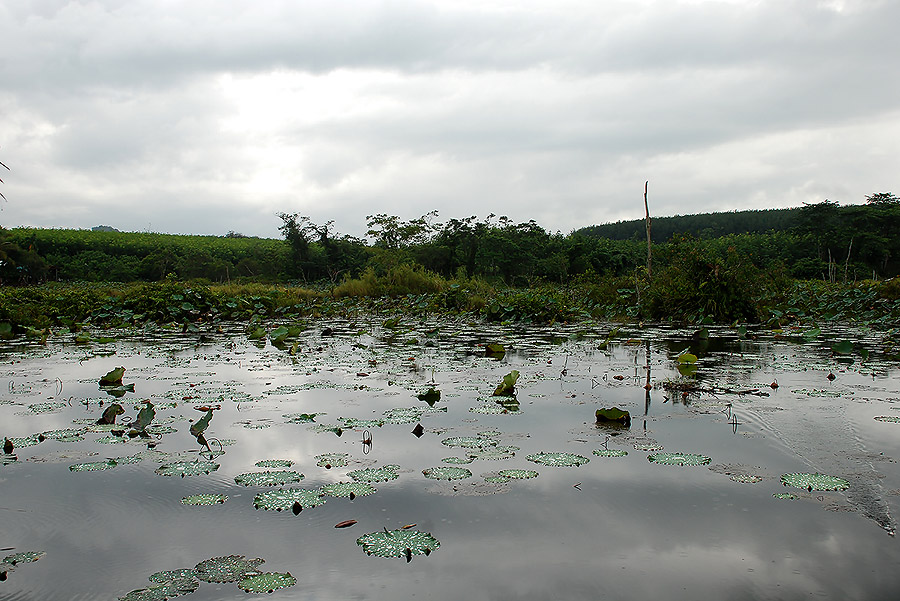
xmin=442 ymin=457 xmax=474 ymax=464
xmin=237 ymin=571 xmax=297 ymax=594
xmin=69 ymin=459 xmax=117 ymax=472
xmin=780 ymin=472 xmax=850 ymax=491
xmin=316 ymin=452 xmax=350 ymax=468
xmin=320 ymin=481 xmax=376 ymax=498
xmin=28 ymin=402 xmax=66 ymax=414
xmin=194 ymin=555 xmax=265 ymax=583
xmin=253 ymin=488 xmax=326 ymax=511
xmin=148 ymin=569 xmax=198 ymax=583
xmin=773 ymin=492 xmax=798 ymax=500
xmin=119 ymin=578 xmax=199 ymax=601
xmin=357 ymin=529 xmax=440 ymax=559
xmin=498 ymin=469 xmax=539 ymax=479
xmin=255 ymin=459 xmax=294 ymax=468
xmin=0 ymin=454 xmax=17 ymax=466
xmin=283 ymin=412 xmax=320 ymax=424
xmin=441 ymin=436 xmax=498 ymax=449
xmin=469 ymin=404 xmax=521 ymax=415
xmin=40 ymin=428 xmax=85 ymax=442
xmin=633 ymin=442 xmax=664 ymax=451
xmin=423 ymin=466 xmax=472 ymax=480
xmin=181 ymin=494 xmax=227 ymax=505
xmin=483 ymin=475 xmax=511 ymax=483
xmin=234 ymin=470 xmax=304 ymax=487
xmin=593 ymin=449 xmax=628 ymax=458
xmin=382 ymin=407 xmax=425 ymax=424
xmin=2 ymin=551 xmax=45 ymax=566
xmin=155 ymin=460 xmax=219 ymax=477
xmin=348 ymin=465 xmax=400 ymax=483
xmin=337 ymin=417 xmax=384 ymax=429
xmin=874 ymin=416 xmax=900 ymax=423
xmin=467 ymin=445 xmax=519 ymax=461
xmin=526 ymin=452 xmax=590 ymax=467
xmin=7 ymin=435 xmax=40 ymax=448
xmin=730 ymin=474 xmax=763 ymax=484
xmin=648 ymin=452 xmax=711 ymax=466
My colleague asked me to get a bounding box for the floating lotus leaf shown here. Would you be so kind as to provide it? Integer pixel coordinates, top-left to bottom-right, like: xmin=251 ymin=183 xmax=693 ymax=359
xmin=442 ymin=457 xmax=474 ymax=464
xmin=780 ymin=472 xmax=850 ymax=491
xmin=773 ymin=492 xmax=798 ymax=500
xmin=283 ymin=412 xmax=319 ymax=424
xmin=2 ymin=551 xmax=45 ymax=566
xmin=874 ymin=416 xmax=900 ymax=423
xmin=423 ymin=466 xmax=473 ymax=480
xmin=155 ymin=460 xmax=219 ymax=477
xmin=28 ymin=402 xmax=66 ymax=414
xmin=316 ymin=452 xmax=350 ymax=468
xmin=477 ymin=429 xmax=503 ymax=436
xmin=148 ymin=568 xmax=198 ymax=583
xmin=113 ymin=453 xmax=144 ymax=464
xmin=526 ymin=452 xmax=590 ymax=467
xmin=467 ymin=445 xmax=519 ymax=461
xmin=195 ymin=555 xmax=265 ymax=583
xmin=96 ymin=435 xmax=129 ymax=444
xmin=382 ymin=407 xmax=425 ymax=424
xmin=498 ymin=469 xmax=539 ymax=479
xmin=8 ymin=435 xmax=41 ymax=448
xmin=119 ymin=578 xmax=199 ymax=601
xmin=441 ymin=436 xmax=498 ymax=449
xmin=484 ymin=475 xmax=510 ymax=483
xmin=234 ymin=470 xmax=304 ymax=487
xmin=181 ymin=493 xmax=227 ymax=505
xmin=357 ymin=529 xmax=440 ymax=558
xmin=337 ymin=417 xmax=384 ymax=429
xmin=348 ymin=465 xmax=400 ymax=483
xmin=255 ymin=459 xmax=294 ymax=468
xmin=320 ymin=481 xmax=376 ymax=498
xmin=145 ymin=425 xmax=177 ymax=435
xmin=730 ymin=474 xmax=763 ymax=483
xmin=633 ymin=442 xmax=664 ymax=451
xmin=69 ymin=459 xmax=117 ymax=472
xmin=40 ymin=428 xmax=85 ymax=442
xmin=469 ymin=404 xmax=521 ymax=415
xmin=253 ymin=488 xmax=326 ymax=511
xmin=238 ymin=571 xmax=297 ymax=594
xmin=308 ymin=424 xmax=344 ymax=435
xmin=593 ymin=449 xmax=628 ymax=458
xmin=648 ymin=452 xmax=711 ymax=466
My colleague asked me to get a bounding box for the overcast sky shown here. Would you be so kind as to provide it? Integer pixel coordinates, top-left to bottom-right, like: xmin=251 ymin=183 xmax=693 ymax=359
xmin=1 ymin=0 xmax=897 ymax=240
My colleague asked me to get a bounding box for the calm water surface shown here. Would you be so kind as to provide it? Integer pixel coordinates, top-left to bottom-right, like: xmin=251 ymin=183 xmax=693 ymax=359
xmin=1 ymin=319 xmax=899 ymax=600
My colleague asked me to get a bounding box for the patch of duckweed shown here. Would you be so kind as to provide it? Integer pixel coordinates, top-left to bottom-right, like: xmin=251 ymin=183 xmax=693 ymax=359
xmin=337 ymin=417 xmax=385 ymax=429
xmin=526 ymin=452 xmax=590 ymax=467
xmin=316 ymin=452 xmax=350 ymax=468
xmin=237 ymin=571 xmax=297 ymax=594
xmin=148 ymin=569 xmax=198 ymax=583
xmin=348 ymin=465 xmax=401 ymax=483
xmin=254 ymin=459 xmax=294 ymax=468
xmin=320 ymin=481 xmax=377 ymax=498
xmin=874 ymin=416 xmax=900 ymax=423
xmin=648 ymin=452 xmax=712 ymax=466
xmin=155 ymin=460 xmax=219 ymax=477
xmin=234 ymin=470 xmax=304 ymax=487
xmin=2 ymin=551 xmax=45 ymax=566
xmin=69 ymin=459 xmax=117 ymax=472
xmin=730 ymin=474 xmax=763 ymax=483
xmin=27 ymin=402 xmax=67 ymax=414
xmin=441 ymin=436 xmax=498 ymax=449
xmin=357 ymin=529 xmax=440 ymax=559
xmin=593 ymin=449 xmax=628 ymax=458
xmin=498 ymin=469 xmax=539 ymax=479
xmin=467 ymin=445 xmax=519 ymax=461
xmin=442 ymin=456 xmax=474 ymax=464
xmin=423 ymin=466 xmax=473 ymax=480
xmin=181 ymin=494 xmax=228 ymax=505
xmin=773 ymin=492 xmax=798 ymax=499
xmin=194 ymin=555 xmax=265 ymax=583
xmin=40 ymin=428 xmax=85 ymax=442
xmin=780 ymin=472 xmax=850 ymax=491
xmin=253 ymin=488 xmax=326 ymax=511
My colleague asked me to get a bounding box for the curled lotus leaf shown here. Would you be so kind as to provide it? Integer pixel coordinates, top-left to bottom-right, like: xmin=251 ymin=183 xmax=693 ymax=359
xmin=69 ymin=459 xmax=117 ymax=472
xmin=874 ymin=416 xmax=900 ymax=423
xmin=119 ymin=578 xmax=199 ymax=601
xmin=593 ymin=449 xmax=628 ymax=458
xmin=423 ymin=466 xmax=473 ymax=480
xmin=498 ymin=469 xmax=539 ymax=480
xmin=234 ymin=470 xmax=305 ymax=487
xmin=255 ymin=459 xmax=294 ymax=468
xmin=316 ymin=452 xmax=350 ymax=468
xmin=357 ymin=529 xmax=440 ymax=558
xmin=466 ymin=445 xmax=519 ymax=461
xmin=320 ymin=481 xmax=376 ymax=498
xmin=526 ymin=452 xmax=590 ymax=467
xmin=40 ymin=428 xmax=85 ymax=442
xmin=348 ymin=465 xmax=400 ymax=483
xmin=648 ymin=452 xmax=711 ymax=466
xmin=441 ymin=436 xmax=498 ymax=449
xmin=253 ymin=487 xmax=326 ymax=511
xmin=780 ymin=472 xmax=850 ymax=491
xmin=238 ymin=571 xmax=297 ymax=594
xmin=2 ymin=551 xmax=45 ymax=566
xmin=181 ymin=494 xmax=227 ymax=506
xmin=195 ymin=555 xmax=265 ymax=583
xmin=148 ymin=568 xmax=198 ymax=583
xmin=442 ymin=457 xmax=474 ymax=465
xmin=155 ymin=460 xmax=219 ymax=477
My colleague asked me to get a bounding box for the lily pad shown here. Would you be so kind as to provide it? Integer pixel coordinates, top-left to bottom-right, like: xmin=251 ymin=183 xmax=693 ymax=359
xmin=526 ymin=452 xmax=590 ymax=467
xmin=234 ymin=470 xmax=305 ymax=487
xmin=466 ymin=445 xmax=519 ymax=461
xmin=648 ymin=452 xmax=711 ymax=466
xmin=442 ymin=456 xmax=474 ymax=464
xmin=255 ymin=459 xmax=294 ymax=468
xmin=238 ymin=571 xmax=297 ymax=594
xmin=155 ymin=460 xmax=219 ymax=477
xmin=69 ymin=459 xmax=117 ymax=472
xmin=253 ymin=488 xmax=326 ymax=511
xmin=441 ymin=436 xmax=498 ymax=449
xmin=119 ymin=578 xmax=199 ymax=601
xmin=498 ymin=469 xmax=539 ymax=479
xmin=348 ymin=465 xmax=400 ymax=483
xmin=194 ymin=555 xmax=265 ymax=583
xmin=316 ymin=452 xmax=351 ymax=468
xmin=148 ymin=568 xmax=198 ymax=583
xmin=468 ymin=404 xmax=522 ymax=415
xmin=874 ymin=416 xmax=900 ymax=423
xmin=780 ymin=472 xmax=850 ymax=491
xmin=40 ymin=428 xmax=85 ymax=442
xmin=181 ymin=494 xmax=227 ymax=505
xmin=423 ymin=466 xmax=473 ymax=480
xmin=357 ymin=529 xmax=440 ymax=559
xmin=320 ymin=481 xmax=377 ymax=498
xmin=593 ymin=449 xmax=628 ymax=458
xmin=2 ymin=551 xmax=45 ymax=566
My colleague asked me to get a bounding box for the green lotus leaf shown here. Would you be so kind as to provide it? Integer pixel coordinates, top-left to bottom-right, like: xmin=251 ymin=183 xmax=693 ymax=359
xmin=382 ymin=407 xmax=425 ymax=424
xmin=155 ymin=460 xmax=219 ymax=477
xmin=467 ymin=445 xmax=519 ymax=461
xmin=498 ymin=469 xmax=539 ymax=479
xmin=348 ymin=465 xmax=400 ymax=483
xmin=831 ymin=340 xmax=854 ymax=355
xmin=648 ymin=452 xmax=711 ymax=466
xmin=112 ymin=453 xmax=144 ymax=464
xmin=357 ymin=529 xmax=440 ymax=559
xmin=194 ymin=555 xmax=265 ymax=583
xmin=780 ymin=472 xmax=850 ymax=491
xmin=28 ymin=402 xmax=67 ymax=414
xmin=100 ymin=366 xmax=125 ymax=385
xmin=283 ymin=412 xmax=319 ymax=423
xmin=255 ymin=459 xmax=294 ymax=468
xmin=441 ymin=436 xmax=498 ymax=449
xmin=316 ymin=452 xmax=350 ymax=468
xmin=492 ymin=370 xmax=520 ymax=396
xmin=181 ymin=494 xmax=227 ymax=506
xmin=423 ymin=466 xmax=472 ymax=480
xmin=484 ymin=475 xmax=511 ymax=483
xmin=337 ymin=417 xmax=384 ymax=429
xmin=234 ymin=470 xmax=304 ymax=487
xmin=253 ymin=488 xmax=326 ymax=511
xmin=308 ymin=424 xmax=344 ymax=435
xmin=119 ymin=578 xmax=199 ymax=601
xmin=526 ymin=452 xmax=590 ymax=467
xmin=148 ymin=568 xmax=198 ymax=583
xmin=69 ymin=459 xmax=117 ymax=472
xmin=238 ymin=571 xmax=297 ymax=594
xmin=730 ymin=474 xmax=763 ymax=483
xmin=633 ymin=442 xmax=664 ymax=451
xmin=2 ymin=551 xmax=45 ymax=566
xmin=874 ymin=416 xmax=900 ymax=423
xmin=773 ymin=492 xmax=798 ymax=499
xmin=593 ymin=449 xmax=628 ymax=457
xmin=40 ymin=428 xmax=85 ymax=442
xmin=96 ymin=435 xmax=129 ymax=444
xmin=469 ymin=404 xmax=522 ymax=415
xmin=320 ymin=481 xmax=377 ymax=498
xmin=441 ymin=457 xmax=474 ymax=464
xmin=7 ymin=435 xmax=41 ymax=448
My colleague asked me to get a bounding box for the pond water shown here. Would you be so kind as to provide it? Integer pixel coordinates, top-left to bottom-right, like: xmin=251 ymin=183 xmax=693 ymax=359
xmin=1 ymin=319 xmax=900 ymax=600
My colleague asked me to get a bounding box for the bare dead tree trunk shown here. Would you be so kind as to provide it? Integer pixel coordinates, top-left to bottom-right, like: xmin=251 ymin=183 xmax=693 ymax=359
xmin=843 ymin=238 xmax=853 ymax=284
xmin=644 ymin=181 xmax=652 ymax=282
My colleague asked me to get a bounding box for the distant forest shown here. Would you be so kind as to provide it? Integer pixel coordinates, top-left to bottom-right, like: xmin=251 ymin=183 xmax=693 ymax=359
xmin=1 ymin=194 xmax=898 ymax=286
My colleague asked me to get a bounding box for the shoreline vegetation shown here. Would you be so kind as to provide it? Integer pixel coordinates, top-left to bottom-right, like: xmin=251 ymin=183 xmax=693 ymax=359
xmin=2 ymin=197 xmax=900 ymax=346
